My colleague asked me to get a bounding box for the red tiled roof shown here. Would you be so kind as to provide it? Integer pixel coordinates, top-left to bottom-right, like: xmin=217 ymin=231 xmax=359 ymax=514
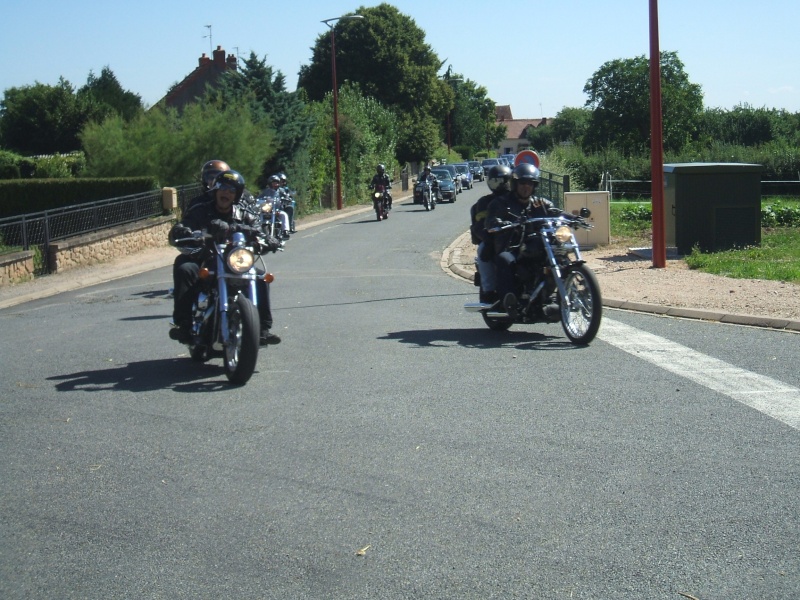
xmin=501 ymin=119 xmax=546 ymax=140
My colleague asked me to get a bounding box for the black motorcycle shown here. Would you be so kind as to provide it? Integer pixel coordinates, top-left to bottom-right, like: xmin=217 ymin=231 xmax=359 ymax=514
xmin=465 ymin=208 xmax=602 ymax=345
xmin=173 ymin=228 xmax=274 ymax=384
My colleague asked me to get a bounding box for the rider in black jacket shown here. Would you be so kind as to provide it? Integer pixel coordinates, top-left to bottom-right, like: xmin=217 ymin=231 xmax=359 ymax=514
xmin=470 ymin=164 xmax=512 ymax=304
xmin=369 ymin=164 xmax=392 ymax=210
xmin=169 ymin=170 xmax=281 ymax=345
xmin=486 ymin=163 xmax=565 ymax=315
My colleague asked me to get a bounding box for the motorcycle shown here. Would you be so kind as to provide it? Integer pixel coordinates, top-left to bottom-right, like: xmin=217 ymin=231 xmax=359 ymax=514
xmin=172 ymin=228 xmax=275 ymax=385
xmin=372 ymin=183 xmax=390 ymax=221
xmin=464 ymin=207 xmax=602 ymax=345
xmin=414 ymin=179 xmax=437 ymax=211
xmin=253 ymin=189 xmax=288 ymax=243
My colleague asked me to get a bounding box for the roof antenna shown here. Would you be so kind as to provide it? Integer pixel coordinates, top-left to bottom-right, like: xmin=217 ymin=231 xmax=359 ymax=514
xmin=203 ymin=25 xmax=212 ymax=55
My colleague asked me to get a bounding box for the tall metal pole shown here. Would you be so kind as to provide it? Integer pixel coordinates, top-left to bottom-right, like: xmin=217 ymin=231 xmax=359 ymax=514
xmin=649 ymin=0 xmax=666 ymax=267
xmin=322 ymin=15 xmax=363 ymax=210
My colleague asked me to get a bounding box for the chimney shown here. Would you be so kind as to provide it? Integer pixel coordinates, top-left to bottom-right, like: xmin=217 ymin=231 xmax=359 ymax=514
xmin=198 ymin=53 xmax=211 ymax=67
xmin=213 ymin=45 xmax=225 ymax=67
xmin=226 ymin=53 xmax=237 ymax=70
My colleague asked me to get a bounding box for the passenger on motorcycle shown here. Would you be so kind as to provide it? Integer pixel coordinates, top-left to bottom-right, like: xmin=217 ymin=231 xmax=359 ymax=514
xmin=470 ymin=164 xmax=512 ymax=304
xmin=369 ymin=164 xmax=393 ymax=210
xmin=169 ymin=170 xmax=282 ymax=345
xmin=485 ymin=163 xmax=567 ymax=316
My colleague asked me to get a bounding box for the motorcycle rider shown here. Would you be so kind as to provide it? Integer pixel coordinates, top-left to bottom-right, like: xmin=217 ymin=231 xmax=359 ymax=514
xmin=260 ymin=175 xmax=291 ymax=240
xmin=169 ymin=170 xmax=282 ymax=345
xmin=369 ymin=164 xmax=393 ymax=210
xmin=470 ymin=164 xmax=512 ymax=304
xmin=416 ymin=165 xmax=440 ymax=202
xmin=486 ymin=163 xmax=565 ymax=317
xmin=278 ymin=173 xmax=297 ymax=232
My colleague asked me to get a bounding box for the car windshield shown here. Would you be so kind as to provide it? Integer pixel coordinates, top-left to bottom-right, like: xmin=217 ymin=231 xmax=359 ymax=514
xmin=455 ymin=165 xmax=468 ymax=174
xmin=482 ymin=159 xmax=499 ymax=167
xmin=431 ymin=170 xmax=452 ymax=180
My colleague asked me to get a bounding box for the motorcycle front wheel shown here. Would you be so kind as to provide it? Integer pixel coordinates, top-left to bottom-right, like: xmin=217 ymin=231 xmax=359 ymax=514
xmin=424 ymin=190 xmax=431 ymax=211
xmin=223 ymin=294 xmax=260 ymax=385
xmin=559 ymin=264 xmax=602 ymax=345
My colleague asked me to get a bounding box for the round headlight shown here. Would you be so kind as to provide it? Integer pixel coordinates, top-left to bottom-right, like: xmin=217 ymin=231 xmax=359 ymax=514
xmin=374 ymin=191 xmax=382 ymax=199
xmin=227 ymin=248 xmax=255 ymax=273
xmin=261 ymin=202 xmax=273 ymax=214
xmin=554 ymin=225 xmax=573 ymax=244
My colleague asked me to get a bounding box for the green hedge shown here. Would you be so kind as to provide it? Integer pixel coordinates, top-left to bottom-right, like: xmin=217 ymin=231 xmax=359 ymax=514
xmin=0 ymin=177 xmax=160 ymax=218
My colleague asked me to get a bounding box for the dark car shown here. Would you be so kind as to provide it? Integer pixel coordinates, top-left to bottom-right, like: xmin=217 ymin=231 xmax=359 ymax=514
xmin=430 ymin=168 xmax=457 ymax=202
xmin=437 ymin=164 xmax=463 ymax=194
xmin=453 ymin=163 xmax=473 ymax=190
xmin=481 ymin=158 xmax=500 ymax=174
xmin=468 ymin=161 xmax=485 ymax=181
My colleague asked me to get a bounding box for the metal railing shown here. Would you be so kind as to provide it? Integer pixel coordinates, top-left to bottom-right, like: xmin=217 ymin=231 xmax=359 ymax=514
xmin=539 ymin=169 xmax=570 ymax=209
xmin=0 ymin=183 xmax=200 ymax=275
xmin=601 ymin=172 xmax=800 ymax=201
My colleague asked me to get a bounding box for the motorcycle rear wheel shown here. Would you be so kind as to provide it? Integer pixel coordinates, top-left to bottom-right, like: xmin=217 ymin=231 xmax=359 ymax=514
xmin=559 ymin=264 xmax=602 ymax=345
xmin=223 ymin=295 xmax=260 ymax=385
xmin=482 ymin=312 xmax=512 ymax=331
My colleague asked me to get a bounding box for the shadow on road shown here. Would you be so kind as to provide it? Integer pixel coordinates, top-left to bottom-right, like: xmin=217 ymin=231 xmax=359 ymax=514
xmin=47 ymin=357 xmax=240 ymax=393
xmin=380 ymin=327 xmax=583 ymax=351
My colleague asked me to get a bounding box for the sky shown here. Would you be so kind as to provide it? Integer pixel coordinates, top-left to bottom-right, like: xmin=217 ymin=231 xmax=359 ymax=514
xmin=3 ymin=0 xmax=799 ymax=120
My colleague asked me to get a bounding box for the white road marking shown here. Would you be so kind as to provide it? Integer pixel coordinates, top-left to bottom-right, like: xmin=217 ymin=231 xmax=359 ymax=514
xmin=599 ymin=318 xmax=800 ymax=430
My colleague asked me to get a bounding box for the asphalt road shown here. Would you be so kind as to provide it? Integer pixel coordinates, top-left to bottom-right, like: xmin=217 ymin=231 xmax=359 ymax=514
xmin=2 ymin=182 xmax=799 ymax=599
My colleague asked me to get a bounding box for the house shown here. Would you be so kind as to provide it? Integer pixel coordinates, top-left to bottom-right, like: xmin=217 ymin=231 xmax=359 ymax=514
xmin=494 ymin=105 xmax=547 ymax=156
xmin=158 ymin=45 xmax=237 ymax=110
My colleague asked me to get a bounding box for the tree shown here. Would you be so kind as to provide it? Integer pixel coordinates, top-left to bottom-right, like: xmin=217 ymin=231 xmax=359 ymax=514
xmin=212 ymin=52 xmax=315 ymax=187
xmin=0 ymin=78 xmax=87 ymax=154
xmin=582 ymin=51 xmax=703 ymax=153
xmin=80 ymin=97 xmax=275 ymax=186
xmin=444 ymin=70 xmax=500 ymax=156
xmin=78 ymin=67 xmax=143 ymax=121
xmin=297 ymin=3 xmax=449 ymax=163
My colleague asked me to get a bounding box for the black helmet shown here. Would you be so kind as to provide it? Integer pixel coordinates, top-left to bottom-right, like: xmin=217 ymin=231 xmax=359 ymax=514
xmin=377 ymin=164 xmax=385 ymax=174
xmin=511 ymin=163 xmax=541 ymax=192
xmin=212 ymin=170 xmax=246 ymax=202
xmin=201 ymin=159 xmax=230 ymax=191
xmin=487 ymin=164 xmax=512 ymax=193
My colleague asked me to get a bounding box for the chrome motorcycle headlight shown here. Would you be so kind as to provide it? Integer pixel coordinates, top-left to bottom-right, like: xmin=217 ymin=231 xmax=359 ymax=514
xmin=554 ymin=225 xmax=573 ymax=244
xmin=227 ymin=247 xmax=255 ymax=273
xmin=374 ymin=191 xmax=382 ymax=199
xmin=261 ymin=202 xmax=273 ymax=214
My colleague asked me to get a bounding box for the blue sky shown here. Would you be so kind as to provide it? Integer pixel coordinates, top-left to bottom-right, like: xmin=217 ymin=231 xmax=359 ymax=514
xmin=3 ymin=1 xmax=798 ymax=119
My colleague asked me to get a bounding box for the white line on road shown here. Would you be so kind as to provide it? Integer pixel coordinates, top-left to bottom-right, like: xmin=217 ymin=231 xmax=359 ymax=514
xmin=600 ymin=318 xmax=800 ymax=430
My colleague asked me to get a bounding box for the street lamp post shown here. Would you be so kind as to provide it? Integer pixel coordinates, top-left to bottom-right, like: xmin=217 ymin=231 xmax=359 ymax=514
xmin=443 ymin=77 xmax=462 ymax=154
xmin=322 ymin=14 xmax=363 ymax=210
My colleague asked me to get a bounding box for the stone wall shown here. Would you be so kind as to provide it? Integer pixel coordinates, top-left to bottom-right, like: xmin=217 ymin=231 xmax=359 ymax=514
xmin=0 ymin=250 xmax=36 ymax=285
xmin=47 ymin=216 xmax=175 ymax=274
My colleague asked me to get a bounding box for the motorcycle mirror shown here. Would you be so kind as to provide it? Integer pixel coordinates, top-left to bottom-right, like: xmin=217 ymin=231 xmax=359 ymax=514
xmin=579 ymin=207 xmax=591 ymax=218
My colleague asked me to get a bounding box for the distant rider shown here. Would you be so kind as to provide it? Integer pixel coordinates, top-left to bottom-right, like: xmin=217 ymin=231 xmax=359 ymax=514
xmin=369 ymin=164 xmax=393 ymax=210
xmin=278 ymin=173 xmax=297 ymax=232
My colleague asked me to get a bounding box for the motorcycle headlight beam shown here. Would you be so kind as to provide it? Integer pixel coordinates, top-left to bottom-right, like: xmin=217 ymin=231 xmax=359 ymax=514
xmin=554 ymin=225 xmax=573 ymax=244
xmin=227 ymin=248 xmax=255 ymax=273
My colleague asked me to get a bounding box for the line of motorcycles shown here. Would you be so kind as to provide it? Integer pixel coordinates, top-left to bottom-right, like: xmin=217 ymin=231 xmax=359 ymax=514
xmin=171 ymin=182 xmax=604 ymax=386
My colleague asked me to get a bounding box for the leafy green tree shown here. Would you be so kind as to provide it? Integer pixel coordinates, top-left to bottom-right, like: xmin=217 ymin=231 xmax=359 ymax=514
xmin=213 ymin=52 xmax=315 ymax=186
xmin=78 ymin=66 xmax=143 ymax=121
xmin=445 ymin=72 xmax=500 ymax=156
xmin=297 ymin=3 xmax=449 ymax=163
xmin=0 ymin=78 xmax=88 ymax=154
xmin=583 ymin=51 xmax=703 ymax=153
xmin=80 ymin=97 xmax=275 ymax=187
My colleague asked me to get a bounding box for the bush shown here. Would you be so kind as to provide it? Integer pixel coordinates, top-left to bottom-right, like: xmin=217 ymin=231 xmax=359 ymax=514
xmin=762 ymin=202 xmax=800 ymax=227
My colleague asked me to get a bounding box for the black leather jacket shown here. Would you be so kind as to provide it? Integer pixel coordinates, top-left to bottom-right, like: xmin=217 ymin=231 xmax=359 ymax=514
xmin=485 ymin=193 xmax=558 ymax=255
xmin=169 ymin=199 xmax=261 ymax=247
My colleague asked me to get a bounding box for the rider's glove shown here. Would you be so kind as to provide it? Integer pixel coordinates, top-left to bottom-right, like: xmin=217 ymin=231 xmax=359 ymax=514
xmin=208 ymin=219 xmax=230 ymax=242
xmin=547 ymin=207 xmax=563 ymax=216
xmin=264 ymin=235 xmax=281 ymax=252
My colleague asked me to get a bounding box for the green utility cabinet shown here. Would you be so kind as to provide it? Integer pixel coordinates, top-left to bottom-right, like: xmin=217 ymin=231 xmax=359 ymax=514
xmin=663 ymin=163 xmax=762 ymax=255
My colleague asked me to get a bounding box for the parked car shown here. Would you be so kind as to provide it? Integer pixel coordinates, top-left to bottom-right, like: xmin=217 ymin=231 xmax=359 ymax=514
xmin=430 ymin=168 xmax=457 ymax=202
xmin=481 ymin=158 xmax=500 ymax=174
xmin=453 ymin=163 xmax=473 ymax=190
xmin=501 ymin=153 xmax=517 ymax=167
xmin=468 ymin=161 xmax=485 ymax=181
xmin=436 ymin=164 xmax=463 ymax=194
